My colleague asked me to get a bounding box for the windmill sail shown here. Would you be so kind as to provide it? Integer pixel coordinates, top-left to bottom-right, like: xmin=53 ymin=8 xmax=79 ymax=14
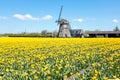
xmin=56 ymin=5 xmax=63 ymax=24
xmin=58 ymin=6 xmax=63 ymax=23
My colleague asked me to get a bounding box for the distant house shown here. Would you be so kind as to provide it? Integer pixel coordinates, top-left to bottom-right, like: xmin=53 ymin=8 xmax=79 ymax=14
xmin=87 ymin=31 xmax=120 ymax=37
xmin=71 ymin=29 xmax=84 ymax=37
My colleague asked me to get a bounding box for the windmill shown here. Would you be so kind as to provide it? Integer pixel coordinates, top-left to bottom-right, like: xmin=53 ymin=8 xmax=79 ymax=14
xmin=56 ymin=6 xmax=71 ymax=37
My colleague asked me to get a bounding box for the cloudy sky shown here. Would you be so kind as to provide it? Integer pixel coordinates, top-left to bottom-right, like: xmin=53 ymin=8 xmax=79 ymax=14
xmin=0 ymin=0 xmax=120 ymax=33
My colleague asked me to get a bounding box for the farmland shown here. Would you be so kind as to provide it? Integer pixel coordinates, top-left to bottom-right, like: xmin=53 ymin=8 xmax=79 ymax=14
xmin=0 ymin=38 xmax=120 ymax=80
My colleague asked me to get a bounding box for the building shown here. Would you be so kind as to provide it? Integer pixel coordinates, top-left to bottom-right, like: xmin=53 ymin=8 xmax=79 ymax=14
xmin=71 ymin=29 xmax=84 ymax=37
xmin=87 ymin=31 xmax=120 ymax=37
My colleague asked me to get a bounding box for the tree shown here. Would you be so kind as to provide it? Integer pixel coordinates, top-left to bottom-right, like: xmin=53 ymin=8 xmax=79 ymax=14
xmin=113 ymin=26 xmax=119 ymax=31
xmin=95 ymin=29 xmax=100 ymax=31
xmin=52 ymin=30 xmax=58 ymax=37
xmin=41 ymin=30 xmax=47 ymax=37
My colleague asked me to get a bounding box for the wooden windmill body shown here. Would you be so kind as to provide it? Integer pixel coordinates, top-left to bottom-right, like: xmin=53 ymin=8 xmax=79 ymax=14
xmin=56 ymin=6 xmax=71 ymax=37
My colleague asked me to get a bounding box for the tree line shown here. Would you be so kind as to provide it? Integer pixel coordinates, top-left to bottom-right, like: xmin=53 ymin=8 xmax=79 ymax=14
xmin=0 ymin=30 xmax=58 ymax=37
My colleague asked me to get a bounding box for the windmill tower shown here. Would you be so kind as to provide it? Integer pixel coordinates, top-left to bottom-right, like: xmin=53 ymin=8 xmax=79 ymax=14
xmin=56 ymin=6 xmax=71 ymax=37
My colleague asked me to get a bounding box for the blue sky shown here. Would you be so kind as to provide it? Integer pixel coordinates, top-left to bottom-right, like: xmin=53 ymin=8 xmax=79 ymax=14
xmin=0 ymin=0 xmax=120 ymax=33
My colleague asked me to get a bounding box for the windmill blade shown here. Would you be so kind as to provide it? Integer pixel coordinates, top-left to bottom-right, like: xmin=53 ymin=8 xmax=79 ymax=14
xmin=58 ymin=5 xmax=63 ymax=22
xmin=56 ymin=5 xmax=63 ymax=24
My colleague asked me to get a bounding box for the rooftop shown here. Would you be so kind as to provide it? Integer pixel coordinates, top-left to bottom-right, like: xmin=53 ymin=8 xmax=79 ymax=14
xmin=88 ymin=31 xmax=120 ymax=34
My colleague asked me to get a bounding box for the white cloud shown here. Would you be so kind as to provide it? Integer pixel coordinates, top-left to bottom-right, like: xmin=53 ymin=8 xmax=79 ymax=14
xmin=13 ymin=14 xmax=39 ymax=20
xmin=86 ymin=17 xmax=96 ymax=21
xmin=74 ymin=18 xmax=83 ymax=22
xmin=112 ymin=19 xmax=119 ymax=23
xmin=40 ymin=15 xmax=52 ymax=21
xmin=13 ymin=14 xmax=52 ymax=21
xmin=0 ymin=16 xmax=8 ymax=20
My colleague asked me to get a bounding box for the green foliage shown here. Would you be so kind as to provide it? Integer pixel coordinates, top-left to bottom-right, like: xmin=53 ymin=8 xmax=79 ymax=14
xmin=0 ymin=32 xmax=52 ymax=37
xmin=113 ymin=26 xmax=120 ymax=31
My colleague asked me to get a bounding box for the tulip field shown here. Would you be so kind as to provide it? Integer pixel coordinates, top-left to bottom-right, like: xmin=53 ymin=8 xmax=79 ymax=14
xmin=0 ymin=38 xmax=120 ymax=80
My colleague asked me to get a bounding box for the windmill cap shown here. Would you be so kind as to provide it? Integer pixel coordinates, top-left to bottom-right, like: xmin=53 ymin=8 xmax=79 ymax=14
xmin=60 ymin=19 xmax=69 ymax=24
